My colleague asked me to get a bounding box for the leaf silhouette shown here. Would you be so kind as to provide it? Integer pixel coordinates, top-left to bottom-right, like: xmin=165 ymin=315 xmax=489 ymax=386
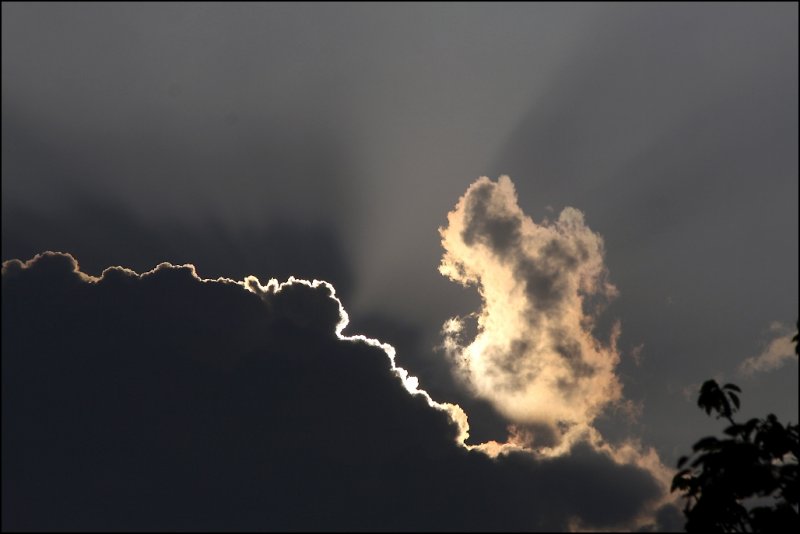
xmin=673 ymin=374 xmax=799 ymax=532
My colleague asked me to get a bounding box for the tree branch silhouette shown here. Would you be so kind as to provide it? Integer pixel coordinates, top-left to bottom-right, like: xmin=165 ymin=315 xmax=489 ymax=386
xmin=672 ymin=324 xmax=800 ymax=532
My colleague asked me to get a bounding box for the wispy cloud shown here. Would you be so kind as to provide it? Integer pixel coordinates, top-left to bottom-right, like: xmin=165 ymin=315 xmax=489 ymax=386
xmin=738 ymin=323 xmax=798 ymax=375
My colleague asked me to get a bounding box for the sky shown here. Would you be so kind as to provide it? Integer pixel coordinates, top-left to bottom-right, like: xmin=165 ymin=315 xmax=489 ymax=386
xmin=2 ymin=2 xmax=798 ymax=531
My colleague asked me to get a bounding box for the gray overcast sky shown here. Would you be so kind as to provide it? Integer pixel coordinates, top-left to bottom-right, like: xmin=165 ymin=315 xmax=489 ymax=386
xmin=3 ymin=2 xmax=797 ymax=469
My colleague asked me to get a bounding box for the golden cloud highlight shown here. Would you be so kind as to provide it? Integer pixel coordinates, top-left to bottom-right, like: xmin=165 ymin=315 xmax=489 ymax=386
xmin=438 ymin=176 xmax=624 ymax=446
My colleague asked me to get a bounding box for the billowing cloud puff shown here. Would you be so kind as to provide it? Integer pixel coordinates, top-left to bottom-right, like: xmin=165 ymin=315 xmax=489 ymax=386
xmin=440 ymin=176 xmax=622 ymax=446
xmin=1 ymin=252 xmax=678 ymax=531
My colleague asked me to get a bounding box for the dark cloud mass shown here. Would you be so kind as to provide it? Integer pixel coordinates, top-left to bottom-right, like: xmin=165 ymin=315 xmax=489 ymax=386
xmin=2 ymin=252 xmax=671 ymax=531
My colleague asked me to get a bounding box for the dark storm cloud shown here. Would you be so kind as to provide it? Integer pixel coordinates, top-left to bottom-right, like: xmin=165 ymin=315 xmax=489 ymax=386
xmin=2 ymin=252 xmax=668 ymax=531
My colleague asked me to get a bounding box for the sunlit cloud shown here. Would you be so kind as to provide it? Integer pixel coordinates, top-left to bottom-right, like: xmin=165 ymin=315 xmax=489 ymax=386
xmin=439 ymin=176 xmax=623 ymax=446
xmin=738 ymin=323 xmax=798 ymax=375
